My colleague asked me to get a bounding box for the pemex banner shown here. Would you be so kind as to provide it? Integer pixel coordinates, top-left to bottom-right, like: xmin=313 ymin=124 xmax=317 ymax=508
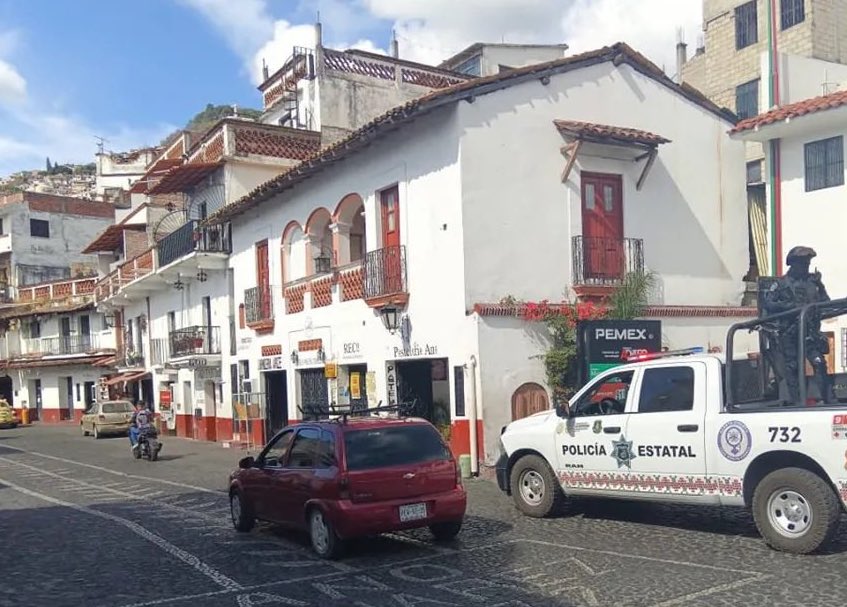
xmin=576 ymin=320 xmax=662 ymax=384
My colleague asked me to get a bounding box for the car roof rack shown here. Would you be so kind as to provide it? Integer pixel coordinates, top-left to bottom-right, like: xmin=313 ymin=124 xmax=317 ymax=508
xmin=296 ymin=399 xmax=420 ymax=424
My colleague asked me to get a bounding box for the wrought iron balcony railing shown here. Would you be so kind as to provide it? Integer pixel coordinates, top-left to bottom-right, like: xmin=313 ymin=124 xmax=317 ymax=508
xmin=572 ymin=236 xmax=644 ymax=286
xmin=244 ymin=286 xmax=273 ymax=324
xmin=363 ymin=245 xmax=407 ymax=301
xmin=21 ymin=334 xmax=100 ymax=356
xmin=169 ymin=326 xmax=222 ymax=358
xmin=157 ymin=221 xmax=232 ymax=268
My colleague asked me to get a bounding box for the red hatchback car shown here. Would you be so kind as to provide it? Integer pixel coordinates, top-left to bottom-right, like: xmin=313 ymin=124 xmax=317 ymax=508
xmin=228 ymin=415 xmax=467 ymax=559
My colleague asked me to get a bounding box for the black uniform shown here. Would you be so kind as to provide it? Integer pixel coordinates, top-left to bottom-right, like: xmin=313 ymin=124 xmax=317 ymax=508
xmin=762 ymin=246 xmax=832 ymax=403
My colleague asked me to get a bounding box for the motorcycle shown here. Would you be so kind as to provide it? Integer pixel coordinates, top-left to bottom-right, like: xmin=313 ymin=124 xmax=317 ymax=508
xmin=133 ymin=427 xmax=163 ymax=461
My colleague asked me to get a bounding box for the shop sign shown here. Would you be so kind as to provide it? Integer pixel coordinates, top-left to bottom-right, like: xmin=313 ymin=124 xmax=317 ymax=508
xmin=350 ymin=372 xmax=361 ymax=399
xmin=159 ymin=390 xmax=172 ymax=409
xmin=324 ymin=362 xmax=338 ymax=379
xmin=386 ymin=362 xmax=398 ymax=405
xmin=342 ymin=341 xmax=362 ymax=358
xmin=577 ymin=320 xmax=662 ymax=382
xmin=188 ymin=358 xmax=208 ymax=368
xmin=237 ymin=337 xmax=252 ymax=352
xmin=393 ymin=343 xmax=438 ymax=358
xmin=194 ymin=366 xmax=221 ymax=381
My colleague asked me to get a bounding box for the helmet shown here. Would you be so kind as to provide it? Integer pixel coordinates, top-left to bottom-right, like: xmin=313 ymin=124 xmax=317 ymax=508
xmin=785 ymin=246 xmax=816 ymax=266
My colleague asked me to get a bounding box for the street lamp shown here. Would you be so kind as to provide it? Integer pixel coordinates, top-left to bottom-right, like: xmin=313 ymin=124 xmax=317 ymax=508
xmin=104 ymin=312 xmax=116 ymax=328
xmin=380 ymin=305 xmax=401 ymax=334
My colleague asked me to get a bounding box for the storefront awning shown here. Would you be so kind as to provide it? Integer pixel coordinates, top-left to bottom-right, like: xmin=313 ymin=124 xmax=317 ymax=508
xmin=103 ymin=370 xmax=150 ymax=386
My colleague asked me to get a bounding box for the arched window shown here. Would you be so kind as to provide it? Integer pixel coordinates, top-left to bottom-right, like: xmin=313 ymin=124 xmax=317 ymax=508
xmin=334 ymin=194 xmax=366 ymax=265
xmin=281 ymin=222 xmax=307 ymax=283
xmin=305 ymin=208 xmax=333 ymax=274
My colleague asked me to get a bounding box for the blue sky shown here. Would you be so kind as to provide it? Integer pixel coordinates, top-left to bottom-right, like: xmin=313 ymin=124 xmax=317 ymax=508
xmin=0 ymin=0 xmax=701 ymax=176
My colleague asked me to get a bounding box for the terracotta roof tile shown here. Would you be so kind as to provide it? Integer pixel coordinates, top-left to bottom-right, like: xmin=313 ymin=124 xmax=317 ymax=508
xmin=730 ymin=89 xmax=847 ymax=134
xmin=553 ymin=120 xmax=670 ymax=146
xmin=204 ymin=42 xmax=732 ymax=226
xmin=234 ymin=127 xmax=321 ymax=160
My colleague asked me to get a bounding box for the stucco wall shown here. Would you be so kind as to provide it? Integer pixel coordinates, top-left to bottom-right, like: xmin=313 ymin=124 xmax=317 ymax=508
xmin=459 ymin=60 xmax=748 ymax=310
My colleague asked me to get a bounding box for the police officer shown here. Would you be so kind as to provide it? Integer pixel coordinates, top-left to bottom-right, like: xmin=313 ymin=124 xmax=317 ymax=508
xmin=762 ymin=246 xmax=833 ymax=403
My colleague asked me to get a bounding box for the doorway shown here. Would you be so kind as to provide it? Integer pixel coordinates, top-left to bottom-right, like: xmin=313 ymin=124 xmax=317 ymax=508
xmin=299 ymin=368 xmax=329 ymax=420
xmin=79 ymin=315 xmax=91 ymax=351
xmin=0 ymin=375 xmax=13 ymax=407
xmin=83 ymin=381 xmax=95 ymax=411
xmin=395 ymin=358 xmax=450 ymax=426
xmin=379 ymin=186 xmax=403 ymax=292
xmin=60 ymin=317 xmax=72 ymax=354
xmin=511 ymin=383 xmax=549 ymax=420
xmin=182 ymin=380 xmax=193 ymax=437
xmin=581 ymin=172 xmax=624 ymax=283
xmin=264 ymin=370 xmax=288 ymax=436
xmin=62 ymin=376 xmax=73 ymax=421
xmin=346 ymin=364 xmax=368 ymax=414
xmin=203 ymin=379 xmax=217 ymax=442
xmin=29 ymin=379 xmax=43 ymax=420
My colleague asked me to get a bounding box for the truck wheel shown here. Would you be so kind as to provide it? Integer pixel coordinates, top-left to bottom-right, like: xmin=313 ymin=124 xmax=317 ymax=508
xmin=509 ymin=454 xmax=565 ymax=518
xmin=752 ymin=467 xmax=841 ymax=554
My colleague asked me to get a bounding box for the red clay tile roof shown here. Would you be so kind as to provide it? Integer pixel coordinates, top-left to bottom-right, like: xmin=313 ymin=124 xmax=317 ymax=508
xmin=147 ymin=162 xmax=223 ymax=195
xmin=553 ymin=120 xmax=671 ymax=146
xmin=205 ymin=42 xmax=732 ymax=226
xmin=82 ymin=224 xmax=147 ymax=254
xmin=730 ymin=89 xmax=847 ymax=134
xmin=472 ymin=302 xmax=757 ymax=318
xmin=130 ymin=158 xmax=184 ymax=194
xmin=234 ymin=126 xmax=321 ymax=160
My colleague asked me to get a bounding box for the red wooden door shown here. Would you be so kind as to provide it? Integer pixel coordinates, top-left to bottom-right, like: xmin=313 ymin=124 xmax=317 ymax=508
xmin=380 ymin=186 xmax=402 ymax=294
xmin=256 ymin=240 xmax=270 ymax=318
xmin=581 ymin=173 xmax=624 ymax=282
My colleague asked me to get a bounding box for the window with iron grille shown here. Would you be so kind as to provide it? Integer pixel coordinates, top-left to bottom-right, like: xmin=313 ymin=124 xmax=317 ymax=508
xmin=735 ymin=1 xmax=758 ymax=49
xmin=805 ymin=136 xmax=844 ymax=192
xmin=781 ymin=0 xmax=805 ymax=30
xmin=735 ymin=79 xmax=759 ymax=120
xmin=746 ymin=160 xmax=763 ymax=184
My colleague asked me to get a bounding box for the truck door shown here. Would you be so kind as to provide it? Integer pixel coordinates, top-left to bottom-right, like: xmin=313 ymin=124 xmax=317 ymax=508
xmin=622 ymin=362 xmax=713 ymax=502
xmin=555 ymin=369 xmax=635 ymax=494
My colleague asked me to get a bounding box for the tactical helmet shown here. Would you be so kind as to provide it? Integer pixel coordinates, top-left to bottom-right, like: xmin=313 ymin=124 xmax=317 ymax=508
xmin=786 ymin=245 xmax=817 ymax=265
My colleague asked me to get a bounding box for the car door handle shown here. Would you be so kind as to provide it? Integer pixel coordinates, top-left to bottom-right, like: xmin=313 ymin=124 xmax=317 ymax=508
xmin=677 ymin=424 xmax=699 ymax=432
xmin=603 ymin=426 xmax=621 ymax=434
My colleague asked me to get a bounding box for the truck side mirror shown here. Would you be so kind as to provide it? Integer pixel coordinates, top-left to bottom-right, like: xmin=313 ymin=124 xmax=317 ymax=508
xmin=556 ymin=401 xmax=571 ymax=418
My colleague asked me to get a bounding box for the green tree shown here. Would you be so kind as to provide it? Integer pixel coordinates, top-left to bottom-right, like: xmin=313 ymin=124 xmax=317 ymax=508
xmin=45 ymin=157 xmax=52 ymax=173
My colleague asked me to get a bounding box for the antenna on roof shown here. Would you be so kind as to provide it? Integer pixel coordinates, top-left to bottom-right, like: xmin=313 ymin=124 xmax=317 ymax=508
xmin=261 ymin=58 xmax=269 ymax=81
xmin=94 ymin=136 xmax=108 ymax=154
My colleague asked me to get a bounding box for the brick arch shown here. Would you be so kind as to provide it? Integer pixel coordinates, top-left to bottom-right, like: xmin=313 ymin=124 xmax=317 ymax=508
xmin=511 ymin=383 xmax=550 ymax=421
xmin=333 ymin=193 xmax=364 ymax=224
xmin=305 ymin=207 xmax=333 ymax=274
xmin=333 ymin=193 xmax=367 ymax=264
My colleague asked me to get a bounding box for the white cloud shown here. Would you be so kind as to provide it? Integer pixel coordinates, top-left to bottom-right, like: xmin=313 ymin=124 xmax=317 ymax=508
xmin=253 ymin=19 xmax=318 ymax=84
xmin=0 ymin=60 xmax=26 ymax=105
xmin=363 ymin=0 xmax=701 ymax=75
xmin=178 ymin=0 xmax=273 ymax=59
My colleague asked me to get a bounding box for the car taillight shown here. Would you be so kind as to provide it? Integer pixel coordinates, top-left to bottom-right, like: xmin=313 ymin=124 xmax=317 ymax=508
xmin=338 ymin=474 xmax=351 ymax=500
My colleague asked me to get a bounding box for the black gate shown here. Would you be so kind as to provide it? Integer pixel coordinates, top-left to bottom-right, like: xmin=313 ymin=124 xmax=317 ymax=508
xmin=299 ymin=369 xmax=329 ymax=420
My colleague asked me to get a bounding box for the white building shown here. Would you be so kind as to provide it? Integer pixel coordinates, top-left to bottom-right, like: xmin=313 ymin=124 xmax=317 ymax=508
xmin=439 ymin=42 xmax=569 ymax=76
xmin=0 ymin=277 xmax=116 ymax=422
xmin=207 ymin=42 xmax=756 ymax=471
xmin=89 ymin=34 xmax=488 ymax=442
xmin=0 ymin=192 xmax=115 ymax=299
xmin=96 ymin=147 xmax=160 ymax=204
xmin=731 ymin=87 xmax=847 ymax=372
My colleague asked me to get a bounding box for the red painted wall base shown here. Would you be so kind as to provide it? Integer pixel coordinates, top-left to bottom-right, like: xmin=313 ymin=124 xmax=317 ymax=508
xmin=450 ymin=419 xmax=485 ymax=468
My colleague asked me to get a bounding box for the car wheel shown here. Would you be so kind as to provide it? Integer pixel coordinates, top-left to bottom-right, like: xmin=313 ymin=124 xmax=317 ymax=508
xmin=93 ymin=425 xmax=101 ymax=439
xmin=509 ymin=454 xmax=565 ymax=518
xmin=752 ymin=467 xmax=841 ymax=554
xmin=429 ymin=520 xmax=462 ymax=541
xmin=229 ymin=490 xmax=255 ymax=532
xmin=309 ymin=508 xmax=343 ymax=560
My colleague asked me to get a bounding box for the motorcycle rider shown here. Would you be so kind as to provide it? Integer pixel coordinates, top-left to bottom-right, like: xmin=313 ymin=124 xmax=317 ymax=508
xmin=129 ymin=401 xmax=153 ymax=453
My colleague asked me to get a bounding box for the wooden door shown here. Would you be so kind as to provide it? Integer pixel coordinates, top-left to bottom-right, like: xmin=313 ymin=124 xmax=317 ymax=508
xmin=511 ymin=383 xmax=550 ymax=421
xmin=380 ymin=186 xmax=402 ymax=293
xmin=581 ymin=173 xmax=624 ymax=282
xmin=255 ymin=240 xmax=270 ymax=319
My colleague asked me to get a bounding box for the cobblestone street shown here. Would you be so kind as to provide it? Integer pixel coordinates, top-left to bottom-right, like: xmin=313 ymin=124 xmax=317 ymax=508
xmin=2 ymin=425 xmax=847 ymax=607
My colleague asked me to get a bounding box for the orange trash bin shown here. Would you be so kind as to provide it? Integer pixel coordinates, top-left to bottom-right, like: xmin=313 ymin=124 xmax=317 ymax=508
xmin=20 ymin=408 xmax=29 ymax=425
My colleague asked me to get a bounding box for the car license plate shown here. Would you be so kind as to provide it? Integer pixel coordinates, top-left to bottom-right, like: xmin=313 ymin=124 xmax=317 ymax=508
xmin=399 ymin=502 xmax=427 ymax=522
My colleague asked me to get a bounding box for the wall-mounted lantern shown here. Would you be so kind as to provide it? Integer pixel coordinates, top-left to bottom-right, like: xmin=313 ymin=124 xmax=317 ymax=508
xmin=174 ymin=274 xmax=184 ymax=290
xmin=317 ymin=346 xmax=325 ymax=362
xmin=197 ymin=269 xmax=208 ymax=282
xmin=104 ymin=312 xmax=116 ymax=328
xmin=379 ymin=305 xmax=402 ymax=334
xmin=290 ymin=350 xmax=299 ymax=365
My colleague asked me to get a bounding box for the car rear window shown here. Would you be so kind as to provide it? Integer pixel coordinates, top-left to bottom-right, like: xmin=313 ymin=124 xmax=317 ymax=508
xmin=343 ymin=424 xmax=451 ymax=471
xmin=103 ymin=402 xmax=133 ymax=414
